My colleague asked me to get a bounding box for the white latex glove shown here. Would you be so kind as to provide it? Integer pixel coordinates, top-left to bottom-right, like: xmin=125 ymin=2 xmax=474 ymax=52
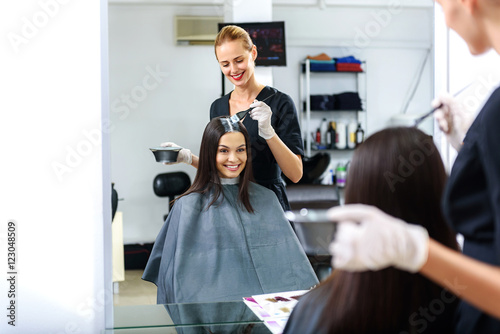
xmin=327 ymin=204 xmax=429 ymax=273
xmin=432 ymin=92 xmax=474 ymax=151
xmin=159 ymin=142 xmax=192 ymax=165
xmin=249 ymin=100 xmax=276 ymax=140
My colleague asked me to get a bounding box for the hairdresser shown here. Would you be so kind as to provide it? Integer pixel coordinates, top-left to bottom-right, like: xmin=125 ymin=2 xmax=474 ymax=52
xmin=163 ymin=25 xmax=303 ymax=211
xmin=327 ymin=1 xmax=500 ymax=333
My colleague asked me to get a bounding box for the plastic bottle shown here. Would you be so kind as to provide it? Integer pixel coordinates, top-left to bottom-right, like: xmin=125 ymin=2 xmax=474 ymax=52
xmin=322 ymin=169 xmax=334 ymax=185
xmin=315 ymin=128 xmax=321 ymax=145
xmin=335 ymin=164 xmax=346 ymax=188
xmin=348 ymin=122 xmax=357 ymax=149
xmin=328 ymin=121 xmax=336 ymax=149
xmin=336 ymin=122 xmax=347 ymax=149
xmin=326 ymin=126 xmax=332 ymax=148
xmin=320 ymin=118 xmax=328 ymax=145
xmin=356 ymin=123 xmax=365 ymax=147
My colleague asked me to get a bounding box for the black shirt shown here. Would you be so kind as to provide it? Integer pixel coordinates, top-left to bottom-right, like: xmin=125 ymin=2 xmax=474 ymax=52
xmin=442 ymin=86 xmax=500 ymax=334
xmin=210 ymin=86 xmax=304 ymax=211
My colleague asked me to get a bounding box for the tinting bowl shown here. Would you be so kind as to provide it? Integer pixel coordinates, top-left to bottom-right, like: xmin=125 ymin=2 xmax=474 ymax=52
xmin=150 ymin=147 xmax=181 ymax=163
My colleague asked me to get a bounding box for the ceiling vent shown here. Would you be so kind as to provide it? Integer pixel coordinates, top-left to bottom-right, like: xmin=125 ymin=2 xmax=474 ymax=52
xmin=175 ymin=16 xmax=223 ymax=45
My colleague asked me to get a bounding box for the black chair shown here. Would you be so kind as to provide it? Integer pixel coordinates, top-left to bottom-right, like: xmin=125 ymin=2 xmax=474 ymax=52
xmin=283 ymin=152 xmax=331 ymax=185
xmin=111 ymin=183 xmax=118 ymax=222
xmin=286 ymin=184 xmax=339 ymax=211
xmin=153 ymin=172 xmax=191 ymax=221
xmin=286 ymin=184 xmax=339 ymax=281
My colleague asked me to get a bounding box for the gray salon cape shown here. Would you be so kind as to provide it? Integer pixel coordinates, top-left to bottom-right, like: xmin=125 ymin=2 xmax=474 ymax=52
xmin=142 ymin=179 xmax=318 ymax=304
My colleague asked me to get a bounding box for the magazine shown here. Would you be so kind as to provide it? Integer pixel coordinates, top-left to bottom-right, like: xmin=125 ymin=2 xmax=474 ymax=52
xmin=242 ymin=290 xmax=308 ymax=334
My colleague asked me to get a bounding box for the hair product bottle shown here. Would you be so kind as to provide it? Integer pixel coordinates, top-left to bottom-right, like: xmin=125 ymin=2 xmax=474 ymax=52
xmin=355 ymin=123 xmax=365 ymax=147
xmin=320 ymin=118 xmax=328 ymax=145
xmin=336 ymin=122 xmax=347 ymax=149
xmin=348 ymin=122 xmax=357 ymax=149
xmin=335 ymin=163 xmax=346 ymax=188
xmin=327 ymin=121 xmax=336 ymax=149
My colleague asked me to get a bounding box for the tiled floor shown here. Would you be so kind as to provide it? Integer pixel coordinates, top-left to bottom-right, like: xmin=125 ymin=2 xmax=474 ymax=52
xmin=113 ymin=269 xmax=157 ymax=306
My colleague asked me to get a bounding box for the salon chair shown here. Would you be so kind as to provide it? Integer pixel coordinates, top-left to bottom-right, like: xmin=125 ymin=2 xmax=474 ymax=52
xmin=284 ymin=152 xmax=338 ymax=280
xmin=111 ymin=183 xmax=118 ymax=222
xmin=284 ymin=152 xmax=337 ymax=209
xmin=153 ymin=171 xmax=191 ymax=221
xmin=286 ymin=184 xmax=338 ymax=281
xmin=286 ymin=184 xmax=339 ymax=211
xmin=283 ymin=152 xmax=331 ymax=185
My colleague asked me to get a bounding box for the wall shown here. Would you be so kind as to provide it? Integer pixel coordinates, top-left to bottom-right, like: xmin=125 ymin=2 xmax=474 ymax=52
xmin=0 ymin=1 xmax=110 ymax=333
xmin=109 ymin=4 xmax=223 ymax=244
xmin=109 ymin=1 xmax=434 ymax=244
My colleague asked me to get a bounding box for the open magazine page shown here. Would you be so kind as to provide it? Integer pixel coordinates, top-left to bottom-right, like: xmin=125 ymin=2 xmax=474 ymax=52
xmin=243 ymin=290 xmax=309 ymax=334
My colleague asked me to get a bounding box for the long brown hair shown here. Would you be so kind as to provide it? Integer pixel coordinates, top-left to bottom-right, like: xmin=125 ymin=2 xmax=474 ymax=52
xmin=313 ymin=127 xmax=458 ymax=333
xmin=176 ymin=117 xmax=254 ymax=212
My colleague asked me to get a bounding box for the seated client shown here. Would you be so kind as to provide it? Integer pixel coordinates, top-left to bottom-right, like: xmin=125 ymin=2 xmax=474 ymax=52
xmin=283 ymin=127 xmax=459 ymax=334
xmin=142 ymin=117 xmax=318 ymax=304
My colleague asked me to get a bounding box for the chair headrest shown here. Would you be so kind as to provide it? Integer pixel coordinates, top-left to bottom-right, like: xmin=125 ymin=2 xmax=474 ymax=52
xmin=153 ymin=172 xmax=191 ymax=197
xmin=302 ymin=152 xmax=331 ymax=183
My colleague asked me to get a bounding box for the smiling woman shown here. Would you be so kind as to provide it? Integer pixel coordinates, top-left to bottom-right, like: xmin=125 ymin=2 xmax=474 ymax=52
xmin=177 ymin=116 xmax=256 ymax=213
xmin=142 ymin=117 xmax=318 ymax=304
xmin=210 ymin=25 xmax=305 ymax=212
xmin=215 ymin=131 xmax=247 ymax=179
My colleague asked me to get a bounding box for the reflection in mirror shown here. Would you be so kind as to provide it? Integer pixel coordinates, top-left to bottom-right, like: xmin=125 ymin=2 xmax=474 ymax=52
xmin=107 ymin=0 xmax=435 ymax=319
xmin=141 ymin=117 xmax=318 ymax=305
xmin=112 ymin=300 xmax=261 ymax=331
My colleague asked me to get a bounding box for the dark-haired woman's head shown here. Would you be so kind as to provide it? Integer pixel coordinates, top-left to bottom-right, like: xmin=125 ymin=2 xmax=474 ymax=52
xmin=314 ymin=127 xmax=458 ymax=333
xmin=182 ymin=117 xmax=254 ymax=212
xmin=198 ymin=117 xmax=253 ymax=183
xmin=345 ymin=127 xmax=453 ymax=242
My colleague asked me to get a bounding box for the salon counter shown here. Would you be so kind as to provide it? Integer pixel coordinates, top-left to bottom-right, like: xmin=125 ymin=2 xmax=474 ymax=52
xmin=104 ymin=301 xmax=271 ymax=334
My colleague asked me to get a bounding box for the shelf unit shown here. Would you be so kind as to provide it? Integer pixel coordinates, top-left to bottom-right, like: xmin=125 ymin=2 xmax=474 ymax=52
xmin=299 ymin=59 xmax=367 ymax=157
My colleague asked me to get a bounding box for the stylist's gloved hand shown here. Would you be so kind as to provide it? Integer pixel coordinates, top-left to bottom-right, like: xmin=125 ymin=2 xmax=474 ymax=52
xmin=432 ymin=92 xmax=474 ymax=151
xmin=249 ymin=100 xmax=276 ymax=140
xmin=327 ymin=204 xmax=429 ymax=273
xmin=159 ymin=142 xmax=192 ymax=165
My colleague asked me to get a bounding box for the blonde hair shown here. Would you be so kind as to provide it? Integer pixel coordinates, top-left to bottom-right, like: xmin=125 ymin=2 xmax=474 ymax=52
xmin=214 ymin=25 xmax=254 ymax=59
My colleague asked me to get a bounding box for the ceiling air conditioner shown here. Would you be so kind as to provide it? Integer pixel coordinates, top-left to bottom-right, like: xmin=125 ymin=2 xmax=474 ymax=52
xmin=175 ymin=16 xmax=223 ymax=45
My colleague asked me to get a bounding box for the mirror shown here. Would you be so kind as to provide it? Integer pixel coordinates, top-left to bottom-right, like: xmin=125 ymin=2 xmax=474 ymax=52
xmin=107 ymin=0 xmax=435 ymax=312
